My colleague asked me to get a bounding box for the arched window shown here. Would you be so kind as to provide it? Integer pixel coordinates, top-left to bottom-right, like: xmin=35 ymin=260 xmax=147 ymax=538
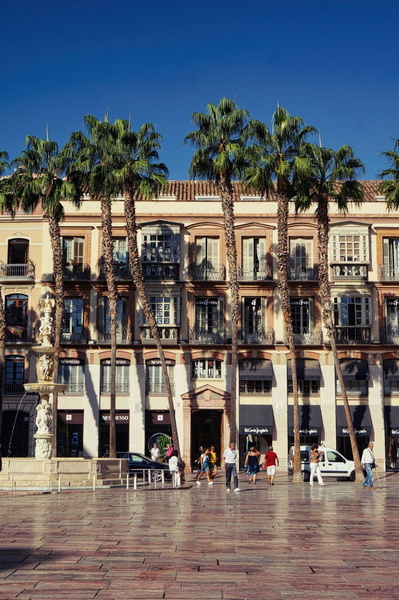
xmin=146 ymin=359 xmax=175 ymax=394
xmin=100 ymin=358 xmax=130 ymax=394
xmin=5 ymin=355 xmax=25 ymax=394
xmin=59 ymin=358 xmax=85 ymax=395
xmin=5 ymin=294 xmax=28 ymax=341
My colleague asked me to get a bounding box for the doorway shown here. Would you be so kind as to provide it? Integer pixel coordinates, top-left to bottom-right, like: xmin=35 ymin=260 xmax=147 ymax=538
xmin=1 ymin=410 xmax=30 ymax=457
xmin=191 ymin=409 xmax=222 ymax=467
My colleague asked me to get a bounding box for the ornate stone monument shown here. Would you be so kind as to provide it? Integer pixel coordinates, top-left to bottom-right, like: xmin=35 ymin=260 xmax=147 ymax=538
xmin=24 ymin=296 xmax=66 ymax=459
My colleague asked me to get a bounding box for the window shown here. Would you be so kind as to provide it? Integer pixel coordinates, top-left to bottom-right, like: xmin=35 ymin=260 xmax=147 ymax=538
xmin=113 ymin=238 xmax=128 ymax=264
xmin=149 ymin=294 xmax=178 ymax=325
xmin=193 ymin=297 xmax=224 ymax=342
xmin=290 ymin=238 xmax=313 ymax=279
xmin=192 ymin=359 xmax=222 ymax=379
xmin=241 ymin=237 xmax=267 ymax=279
xmin=193 ymin=237 xmax=221 ymax=280
xmin=337 ymin=359 xmax=368 ymax=396
xmin=62 ymin=298 xmax=84 ymax=343
xmin=239 ymin=380 xmax=272 ymax=394
xmin=241 ymin=298 xmax=267 ymax=343
xmin=333 ymin=297 xmax=371 ymax=342
xmin=146 ymin=359 xmax=175 ymax=394
xmin=331 ymin=232 xmax=368 ymax=263
xmin=383 ymin=359 xmax=399 ymax=396
xmin=97 ymin=297 xmax=129 ymax=343
xmin=8 ymin=238 xmax=29 ymax=264
xmin=5 ymin=294 xmax=28 ymax=341
xmin=100 ymin=359 xmax=130 ymax=394
xmin=239 ymin=358 xmax=273 ymax=395
xmin=383 ymin=238 xmax=399 ymax=280
xmin=290 ymin=297 xmax=314 ymax=342
xmin=385 ymin=298 xmax=399 ymax=342
xmin=59 ymin=359 xmax=85 ymax=394
xmin=287 ymin=359 xmax=321 ymax=396
xmin=63 ymin=237 xmax=84 ymax=265
xmin=141 ymin=226 xmax=180 ymax=263
xmin=287 ymin=380 xmax=320 ymax=395
xmin=5 ymin=355 xmax=24 ymax=394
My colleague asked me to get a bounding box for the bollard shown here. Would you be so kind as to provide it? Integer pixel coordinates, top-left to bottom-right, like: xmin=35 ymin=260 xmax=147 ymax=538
xmin=161 ymin=470 xmax=165 ymax=484
xmin=133 ymin=473 xmax=137 ymax=490
xmin=93 ymin=473 xmax=96 ymax=491
xmin=48 ymin=474 xmax=51 ymax=493
xmin=58 ymin=475 xmax=61 ymax=493
xmin=126 ymin=473 xmax=129 ymax=490
xmin=11 ymin=474 xmax=14 ymax=493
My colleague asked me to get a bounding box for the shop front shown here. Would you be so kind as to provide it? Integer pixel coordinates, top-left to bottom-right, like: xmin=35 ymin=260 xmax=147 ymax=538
xmin=288 ymin=405 xmax=322 ymax=447
xmin=336 ymin=405 xmax=371 ymax=459
xmin=99 ymin=411 xmax=129 ymax=455
xmin=145 ymin=410 xmax=172 ymax=457
xmin=384 ymin=406 xmax=399 ymax=470
xmin=239 ymin=404 xmax=274 ymax=469
xmin=57 ymin=411 xmax=84 ymax=457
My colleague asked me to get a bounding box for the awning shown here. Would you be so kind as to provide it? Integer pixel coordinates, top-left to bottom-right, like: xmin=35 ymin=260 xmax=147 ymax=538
xmin=58 ymin=411 xmax=84 ymax=425
xmin=148 ymin=411 xmax=171 ymax=425
xmin=287 ymin=359 xmax=321 ymax=381
xmin=288 ymin=405 xmax=322 ymax=435
xmin=384 ymin=360 xmax=399 ymax=380
xmin=384 ymin=406 xmax=399 ymax=435
xmin=239 ymin=404 xmax=274 ymax=435
xmin=340 ymin=359 xmax=369 ymax=380
xmin=239 ymin=359 xmax=273 ymax=381
xmin=336 ymin=405 xmax=371 ymax=436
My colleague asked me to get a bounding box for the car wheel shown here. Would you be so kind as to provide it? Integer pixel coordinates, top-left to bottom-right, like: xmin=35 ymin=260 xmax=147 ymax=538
xmin=348 ymin=470 xmax=356 ymax=482
xmin=151 ymin=471 xmax=163 ymax=482
xmin=301 ymin=470 xmax=310 ymax=482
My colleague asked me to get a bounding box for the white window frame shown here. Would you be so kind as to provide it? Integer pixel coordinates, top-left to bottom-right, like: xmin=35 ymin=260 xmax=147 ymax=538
xmin=330 ymin=226 xmax=369 ymax=264
xmin=141 ymin=224 xmax=180 ymax=263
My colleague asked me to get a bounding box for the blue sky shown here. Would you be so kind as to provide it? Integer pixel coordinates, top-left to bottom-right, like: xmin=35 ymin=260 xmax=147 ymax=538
xmin=1 ymin=0 xmax=398 ymax=179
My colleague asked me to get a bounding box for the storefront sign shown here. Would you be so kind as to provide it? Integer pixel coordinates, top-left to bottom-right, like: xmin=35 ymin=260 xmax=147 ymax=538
xmin=102 ymin=359 xmax=130 ymax=366
xmin=339 ymin=427 xmax=369 ymax=435
xmin=60 ymin=358 xmax=82 ymax=365
xmin=241 ymin=426 xmax=271 ymax=434
xmin=101 ymin=413 xmax=129 ymax=422
xmin=299 ymin=427 xmax=319 ymax=435
xmin=195 ymin=298 xmax=219 ymax=306
xmin=147 ymin=359 xmax=175 ymax=366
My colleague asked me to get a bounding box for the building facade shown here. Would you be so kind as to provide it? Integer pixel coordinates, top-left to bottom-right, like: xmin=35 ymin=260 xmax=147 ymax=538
xmin=1 ymin=180 xmax=399 ymax=471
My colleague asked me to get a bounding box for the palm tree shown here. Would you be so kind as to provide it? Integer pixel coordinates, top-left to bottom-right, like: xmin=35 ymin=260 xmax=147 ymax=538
xmin=107 ymin=119 xmax=181 ymax=454
xmin=184 ymin=98 xmax=251 ymax=445
xmin=295 ymin=143 xmax=364 ymax=480
xmin=0 ymin=150 xmax=10 ymax=441
xmin=66 ymin=116 xmax=120 ymax=457
xmin=380 ymin=138 xmax=399 ymax=207
xmin=244 ymin=107 xmax=315 ymax=482
xmin=12 ymin=136 xmax=80 ymax=456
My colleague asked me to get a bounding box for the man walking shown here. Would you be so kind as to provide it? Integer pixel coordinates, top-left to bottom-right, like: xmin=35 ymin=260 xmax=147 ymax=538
xmin=223 ymin=442 xmax=240 ymax=492
xmin=265 ymin=445 xmax=279 ymax=485
xmin=361 ymin=442 xmax=376 ymax=489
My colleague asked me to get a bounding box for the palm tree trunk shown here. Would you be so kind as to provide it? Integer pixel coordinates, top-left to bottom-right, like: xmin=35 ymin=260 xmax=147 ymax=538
xmin=124 ymin=187 xmax=180 ymax=456
xmin=0 ymin=289 xmax=5 ymax=443
xmin=317 ymin=193 xmax=363 ymax=479
xmin=100 ymin=197 xmax=117 ymax=458
xmin=48 ymin=214 xmax=65 ymax=458
xmin=219 ymin=173 xmax=239 ymax=444
xmin=276 ymin=186 xmax=301 ymax=482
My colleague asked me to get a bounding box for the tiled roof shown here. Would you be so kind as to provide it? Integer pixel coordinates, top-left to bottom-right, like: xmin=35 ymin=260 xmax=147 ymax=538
xmin=149 ymin=180 xmax=383 ymax=202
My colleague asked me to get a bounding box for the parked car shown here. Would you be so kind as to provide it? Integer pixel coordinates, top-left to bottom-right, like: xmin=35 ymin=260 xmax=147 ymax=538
xmin=103 ymin=452 xmax=171 ymax=479
xmin=288 ymin=445 xmax=355 ymax=481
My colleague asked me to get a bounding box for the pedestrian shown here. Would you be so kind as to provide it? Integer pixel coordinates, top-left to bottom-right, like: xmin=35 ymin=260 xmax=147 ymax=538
xmin=265 ymin=445 xmax=279 ymax=485
xmin=309 ymin=444 xmax=325 ymax=486
xmin=244 ymin=446 xmax=261 ymax=484
xmin=361 ymin=442 xmax=376 ymax=489
xmin=223 ymin=442 xmax=241 ymax=492
xmin=168 ymin=450 xmax=181 ymax=487
xmin=151 ymin=442 xmax=160 ymax=462
xmin=196 ymin=448 xmax=214 ymax=485
xmin=162 ymin=441 xmax=174 ymax=462
xmin=194 ymin=446 xmax=204 ymax=480
xmin=209 ymin=445 xmax=218 ymax=478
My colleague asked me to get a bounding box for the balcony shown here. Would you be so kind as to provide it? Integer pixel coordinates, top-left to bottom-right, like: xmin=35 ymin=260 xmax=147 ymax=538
xmin=6 ymin=326 xmax=34 ymax=343
xmin=100 ymin=382 xmax=130 ymax=395
xmin=0 ymin=262 xmax=35 ymax=280
xmin=332 ymin=264 xmax=368 ymax=281
xmin=291 ymin=328 xmax=323 ymax=345
xmin=142 ymin=262 xmax=179 ymax=280
xmin=62 ymin=382 xmax=86 ymax=395
xmin=63 ymin=263 xmax=91 ymax=280
xmin=380 ymin=265 xmax=399 ymax=281
xmin=239 ymin=328 xmax=275 ymax=345
xmin=189 ymin=264 xmax=226 ymax=281
xmin=4 ymin=383 xmax=25 ymax=395
xmin=99 ymin=259 xmax=131 ymax=280
xmin=145 ymin=382 xmax=176 ymax=395
xmin=335 ymin=326 xmax=371 ymax=344
xmin=381 ymin=328 xmax=399 ymax=344
xmin=140 ymin=326 xmax=179 ymax=343
xmin=237 ymin=265 xmax=272 ymax=281
xmin=289 ymin=266 xmax=318 ymax=281
xmin=189 ymin=328 xmax=227 ymax=344
xmin=97 ymin=326 xmax=131 ymax=345
xmin=61 ymin=327 xmax=89 ymax=344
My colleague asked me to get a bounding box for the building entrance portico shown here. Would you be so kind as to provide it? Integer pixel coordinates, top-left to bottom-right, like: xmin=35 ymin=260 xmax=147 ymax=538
xmin=181 ymin=384 xmax=231 ymax=472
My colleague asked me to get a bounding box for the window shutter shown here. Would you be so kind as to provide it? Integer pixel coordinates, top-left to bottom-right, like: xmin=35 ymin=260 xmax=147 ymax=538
xmin=97 ymin=297 xmax=105 ymax=330
xmin=218 ymin=299 xmax=224 ymax=333
xmin=63 ymin=238 xmax=72 ymax=262
xmin=242 ymin=238 xmax=253 ymax=273
xmin=261 ymin=297 xmax=267 ymax=334
xmin=207 ymin=238 xmax=219 ymax=270
xmin=73 ymin=238 xmax=84 ymax=263
xmin=258 ymin=238 xmax=266 ymax=273
xmin=195 ymin=237 xmax=205 ymax=266
xmin=309 ymin=297 xmax=314 ymax=330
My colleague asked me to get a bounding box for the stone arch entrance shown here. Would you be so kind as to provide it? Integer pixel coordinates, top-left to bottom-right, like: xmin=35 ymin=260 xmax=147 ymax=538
xmin=181 ymin=384 xmax=231 ymax=472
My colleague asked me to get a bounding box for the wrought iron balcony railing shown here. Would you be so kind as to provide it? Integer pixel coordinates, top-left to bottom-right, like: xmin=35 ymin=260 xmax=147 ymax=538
xmin=97 ymin=326 xmax=131 ymax=344
xmin=291 ymin=328 xmax=323 ymax=345
xmin=63 ymin=263 xmax=91 ymax=280
xmin=142 ymin=263 xmax=179 ymax=280
xmin=289 ymin=266 xmax=318 ymax=281
xmin=140 ymin=326 xmax=179 ymax=342
xmin=334 ymin=326 xmax=371 ymax=343
xmin=99 ymin=260 xmax=132 ymax=280
xmin=381 ymin=328 xmax=399 ymax=344
xmin=100 ymin=382 xmax=130 ymax=394
xmin=62 ymin=382 xmax=86 ymax=395
xmin=189 ymin=327 xmax=227 ymax=344
xmin=0 ymin=263 xmax=35 ymax=278
xmin=145 ymin=382 xmax=176 ymax=395
xmin=61 ymin=327 xmax=89 ymax=344
xmin=4 ymin=383 xmax=25 ymax=395
xmin=189 ymin=264 xmax=226 ymax=281
xmin=238 ymin=328 xmax=275 ymax=345
xmin=380 ymin=265 xmax=399 ymax=281
xmin=237 ymin=265 xmax=272 ymax=281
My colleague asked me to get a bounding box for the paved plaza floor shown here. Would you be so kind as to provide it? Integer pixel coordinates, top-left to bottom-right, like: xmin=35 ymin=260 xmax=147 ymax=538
xmin=1 ymin=470 xmax=399 ymax=600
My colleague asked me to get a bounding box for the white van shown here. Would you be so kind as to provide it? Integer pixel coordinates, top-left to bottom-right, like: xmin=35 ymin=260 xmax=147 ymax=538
xmin=288 ymin=445 xmax=355 ymax=482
